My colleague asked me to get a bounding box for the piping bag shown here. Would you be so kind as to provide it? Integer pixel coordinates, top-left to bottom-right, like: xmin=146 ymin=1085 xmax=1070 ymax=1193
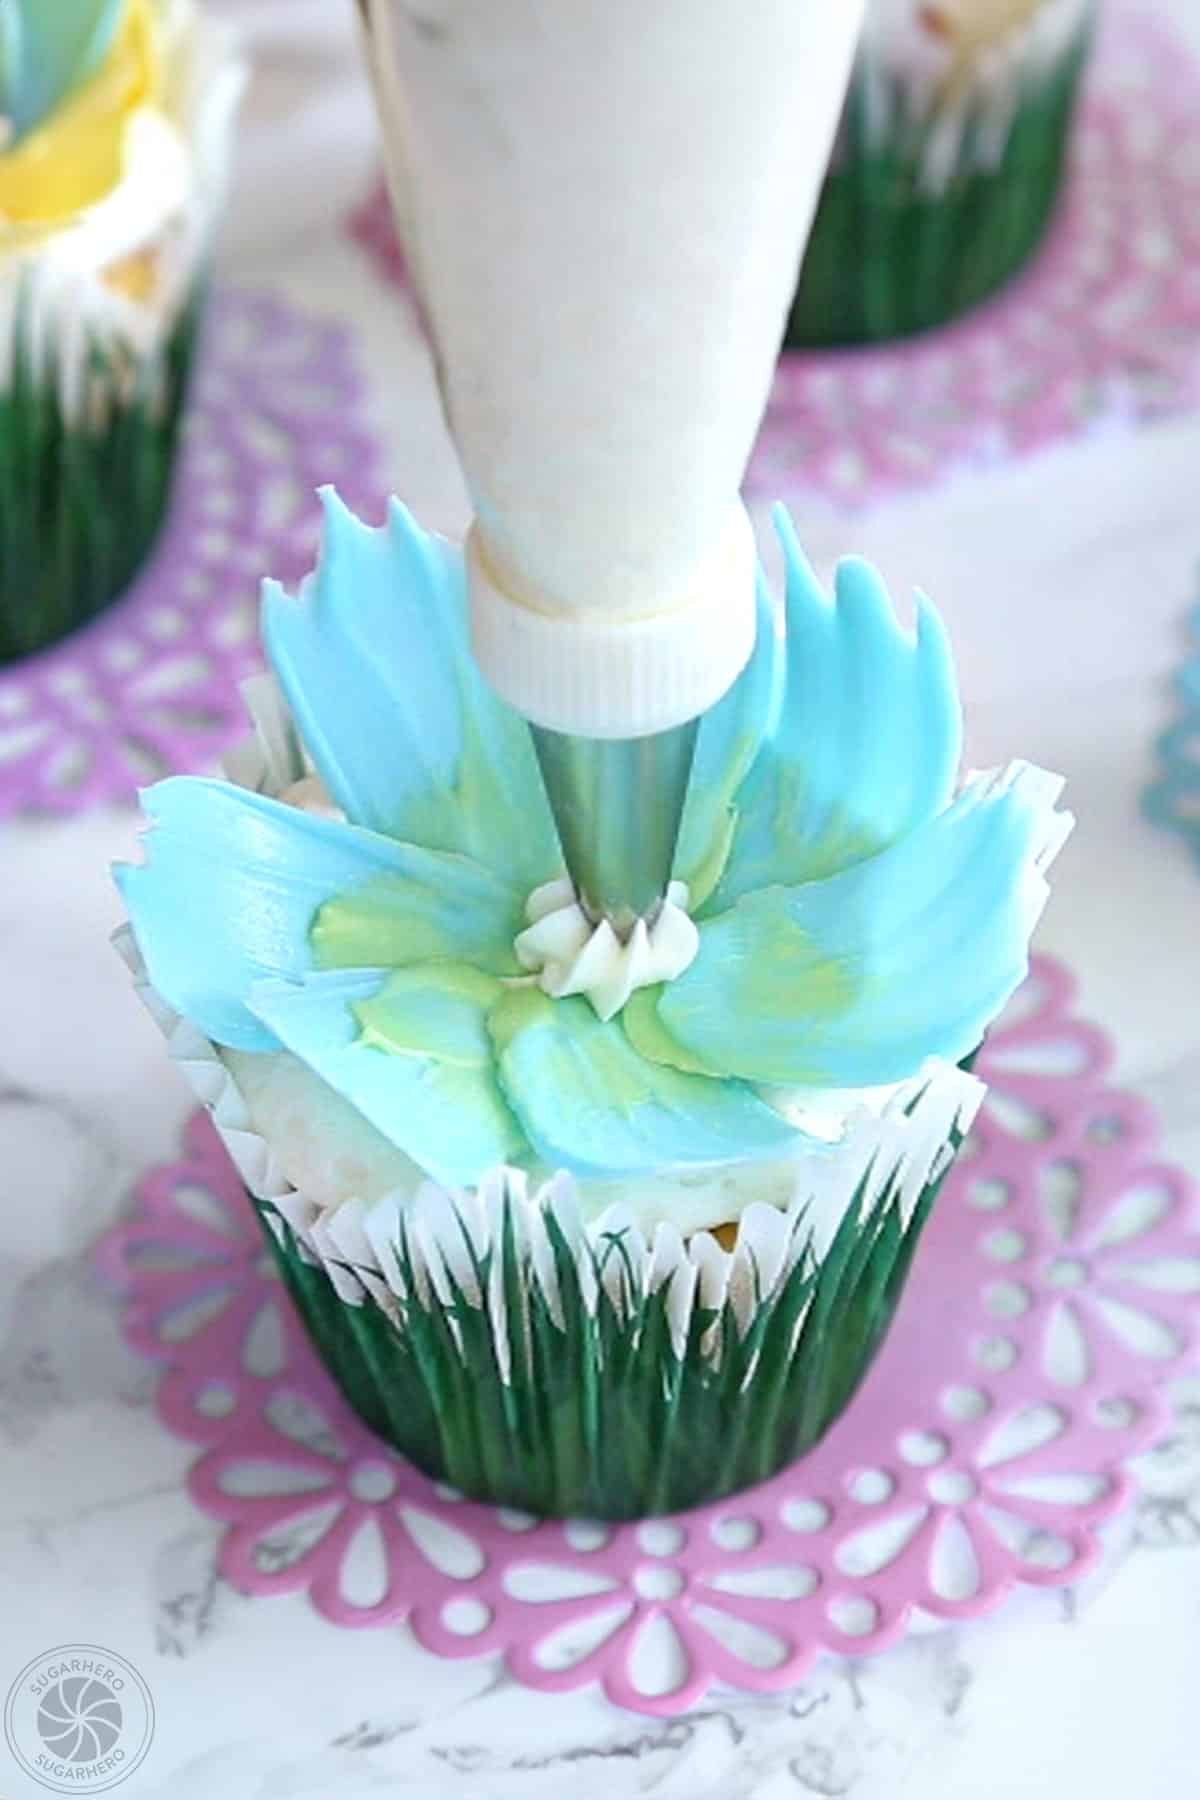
xmin=356 ymin=0 xmax=864 ymax=937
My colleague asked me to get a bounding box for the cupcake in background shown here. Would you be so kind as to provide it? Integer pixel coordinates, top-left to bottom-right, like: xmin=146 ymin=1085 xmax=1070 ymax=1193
xmin=787 ymin=0 xmax=1096 ymax=347
xmin=0 ymin=0 xmax=243 ymax=664
xmin=115 ymin=492 xmax=1071 ymax=1520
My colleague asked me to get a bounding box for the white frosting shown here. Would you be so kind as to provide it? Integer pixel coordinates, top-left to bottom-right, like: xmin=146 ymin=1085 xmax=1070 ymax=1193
xmin=220 ymin=1039 xmax=984 ymax=1246
xmin=514 ymin=877 xmax=700 ymax=1023
xmin=764 ymin=1076 xmax=909 ymax=1143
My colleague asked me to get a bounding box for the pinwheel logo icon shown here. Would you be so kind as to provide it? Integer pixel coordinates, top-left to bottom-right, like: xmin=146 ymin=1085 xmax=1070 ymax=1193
xmin=37 ymin=1673 xmax=122 ymax=1761
xmin=4 ymin=1645 xmax=154 ymax=1792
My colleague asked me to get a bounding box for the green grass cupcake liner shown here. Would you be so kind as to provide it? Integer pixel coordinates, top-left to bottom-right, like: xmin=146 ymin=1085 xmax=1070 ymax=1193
xmin=252 ymin=1119 xmax=968 ymax=1521
xmin=786 ymin=16 xmax=1093 ymax=347
xmin=0 ymin=277 xmax=205 ymax=666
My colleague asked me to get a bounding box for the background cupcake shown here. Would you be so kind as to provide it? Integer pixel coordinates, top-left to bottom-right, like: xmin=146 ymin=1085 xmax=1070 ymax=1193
xmin=786 ymin=0 xmax=1096 ymax=347
xmin=116 ymin=494 xmax=1071 ymax=1521
xmin=0 ymin=0 xmax=243 ymax=664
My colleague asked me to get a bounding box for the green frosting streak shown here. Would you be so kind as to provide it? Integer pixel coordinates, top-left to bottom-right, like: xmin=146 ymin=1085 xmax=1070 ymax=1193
xmin=313 ymin=859 xmax=525 ymax=978
xmin=661 ymin=891 xmax=861 ymax=1089
xmin=777 ymin=789 xmax=883 ymax=886
xmin=689 ymin=758 xmax=884 ymax=919
xmin=723 ymin=759 xmax=885 ymax=902
xmin=621 ymin=986 xmax=723 ymax=1078
xmin=681 ymin=805 xmax=739 ymax=916
xmin=735 ymin=938 xmax=856 ymax=1025
xmin=488 ymin=988 xmax=665 ymax=1122
xmin=486 ymin=985 xmax=557 ymax=1056
xmin=676 ymin=727 xmax=758 ymax=913
xmin=355 ymin=962 xmax=504 ymax=1067
xmin=486 ymin=986 xmax=800 ymax=1173
xmin=400 ymin=700 xmax=562 ymax=896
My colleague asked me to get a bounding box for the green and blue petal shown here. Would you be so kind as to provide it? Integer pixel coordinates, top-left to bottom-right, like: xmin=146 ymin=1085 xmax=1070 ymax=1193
xmin=248 ymin=967 xmax=524 ymax=1187
xmin=653 ymin=765 xmax=1069 ymax=1090
xmin=262 ymin=491 xmax=561 ymax=893
xmin=709 ymin=508 xmax=962 ymax=909
xmin=311 ymin=856 xmax=525 ymax=979
xmin=673 ymin=577 xmax=784 ymax=911
xmin=116 ymin=778 xmax=523 ymax=1053
xmin=487 ymin=987 xmax=803 ymax=1178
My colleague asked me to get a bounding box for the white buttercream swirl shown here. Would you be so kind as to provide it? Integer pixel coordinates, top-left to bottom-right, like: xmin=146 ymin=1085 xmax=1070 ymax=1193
xmin=514 ymin=878 xmax=700 ymax=1022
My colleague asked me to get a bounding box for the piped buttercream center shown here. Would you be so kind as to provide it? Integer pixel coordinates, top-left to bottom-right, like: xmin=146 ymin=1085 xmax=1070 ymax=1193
xmin=514 ymin=878 xmax=699 ymax=1022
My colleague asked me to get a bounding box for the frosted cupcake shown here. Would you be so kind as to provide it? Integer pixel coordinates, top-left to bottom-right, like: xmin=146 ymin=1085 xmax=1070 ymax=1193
xmin=786 ymin=0 xmax=1095 ymax=346
xmin=0 ymin=0 xmax=243 ymax=664
xmin=116 ymin=492 xmax=1070 ymax=1519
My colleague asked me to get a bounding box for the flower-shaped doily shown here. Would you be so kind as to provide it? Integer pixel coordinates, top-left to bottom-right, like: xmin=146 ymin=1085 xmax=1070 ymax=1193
xmin=1145 ymin=590 xmax=1200 ymax=863
xmin=92 ymin=1109 xmax=320 ymax=1444
xmin=349 ymin=11 xmax=1200 ymax=512
xmin=98 ymin=955 xmax=1200 ymax=1716
xmin=0 ymin=289 xmax=381 ymax=816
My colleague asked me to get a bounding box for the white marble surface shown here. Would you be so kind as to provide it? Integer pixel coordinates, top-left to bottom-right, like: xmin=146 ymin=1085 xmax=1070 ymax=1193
xmin=5 ymin=3 xmax=1200 ymax=1793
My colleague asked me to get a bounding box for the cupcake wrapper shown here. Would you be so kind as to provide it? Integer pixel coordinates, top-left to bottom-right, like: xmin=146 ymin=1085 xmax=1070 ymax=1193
xmin=786 ymin=4 xmax=1094 ymax=347
xmin=115 ymin=920 xmax=984 ymax=1519
xmin=0 ymin=12 xmax=245 ymax=663
xmin=256 ymin=1142 xmax=968 ymax=1519
xmin=0 ymin=282 xmax=205 ymax=663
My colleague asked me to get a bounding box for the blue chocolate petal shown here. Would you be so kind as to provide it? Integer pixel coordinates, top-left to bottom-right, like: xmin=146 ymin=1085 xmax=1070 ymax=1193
xmin=658 ymin=768 xmax=1063 ymax=1088
xmin=487 ymin=987 xmax=802 ymax=1179
xmin=713 ymin=508 xmax=962 ymax=907
xmin=673 ymin=576 xmax=784 ymax=911
xmin=249 ymin=968 xmax=525 ymax=1187
xmin=116 ymin=777 xmax=522 ymax=1053
xmin=262 ymin=491 xmax=561 ymax=891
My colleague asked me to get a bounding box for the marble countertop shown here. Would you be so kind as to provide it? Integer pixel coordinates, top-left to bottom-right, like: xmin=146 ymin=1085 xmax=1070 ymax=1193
xmin=5 ymin=4 xmax=1200 ymax=1794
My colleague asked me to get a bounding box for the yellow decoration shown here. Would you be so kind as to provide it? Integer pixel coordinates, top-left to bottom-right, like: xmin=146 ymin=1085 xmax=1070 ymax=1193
xmin=920 ymin=0 xmax=1049 ymax=97
xmin=0 ymin=0 xmax=162 ymax=237
xmin=102 ymin=244 xmax=162 ymax=302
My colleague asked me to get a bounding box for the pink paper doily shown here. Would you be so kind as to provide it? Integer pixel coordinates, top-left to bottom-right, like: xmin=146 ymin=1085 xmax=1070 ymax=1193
xmin=349 ymin=11 xmax=1200 ymax=511
xmin=97 ymin=955 xmax=1200 ymax=1716
xmin=0 ymin=290 xmax=381 ymax=817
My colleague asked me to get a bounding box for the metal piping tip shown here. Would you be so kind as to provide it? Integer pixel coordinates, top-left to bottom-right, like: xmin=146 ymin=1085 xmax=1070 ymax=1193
xmin=531 ymin=721 xmax=699 ymax=940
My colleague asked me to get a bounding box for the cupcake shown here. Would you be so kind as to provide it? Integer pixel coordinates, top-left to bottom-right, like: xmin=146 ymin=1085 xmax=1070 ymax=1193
xmin=786 ymin=0 xmax=1095 ymax=347
xmin=115 ymin=492 xmax=1071 ymax=1519
xmin=0 ymin=0 xmax=243 ymax=664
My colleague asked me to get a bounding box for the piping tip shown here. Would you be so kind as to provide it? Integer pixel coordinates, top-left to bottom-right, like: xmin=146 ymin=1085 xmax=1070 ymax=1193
xmin=531 ymin=720 xmax=699 ymax=940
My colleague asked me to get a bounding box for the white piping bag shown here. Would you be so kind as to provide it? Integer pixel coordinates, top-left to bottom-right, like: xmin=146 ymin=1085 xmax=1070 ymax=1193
xmin=357 ymin=0 xmax=864 ymax=930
